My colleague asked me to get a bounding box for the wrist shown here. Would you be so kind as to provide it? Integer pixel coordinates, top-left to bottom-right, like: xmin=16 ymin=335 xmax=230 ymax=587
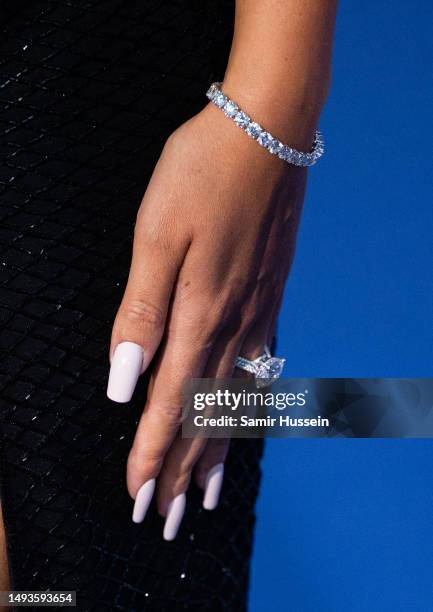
xmin=220 ymin=74 xmax=326 ymax=152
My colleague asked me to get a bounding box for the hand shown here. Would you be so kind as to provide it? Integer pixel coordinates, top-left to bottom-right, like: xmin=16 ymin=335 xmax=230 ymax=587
xmin=106 ymin=102 xmax=308 ymax=539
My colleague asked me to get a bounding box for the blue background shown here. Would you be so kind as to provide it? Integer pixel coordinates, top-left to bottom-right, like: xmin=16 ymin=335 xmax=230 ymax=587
xmin=250 ymin=2 xmax=433 ymax=610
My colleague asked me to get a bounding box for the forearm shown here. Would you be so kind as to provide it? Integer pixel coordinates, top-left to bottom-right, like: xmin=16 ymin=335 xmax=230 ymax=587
xmin=222 ymin=0 xmax=338 ymax=149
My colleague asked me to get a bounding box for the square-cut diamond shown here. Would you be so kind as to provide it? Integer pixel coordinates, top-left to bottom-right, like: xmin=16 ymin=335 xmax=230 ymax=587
xmin=278 ymin=145 xmax=292 ymax=161
xmin=234 ymin=111 xmax=250 ymax=128
xmin=223 ymin=100 xmax=239 ymax=117
xmin=268 ymin=139 xmax=283 ymax=155
xmin=246 ymin=122 xmax=262 ymax=139
xmin=257 ymin=131 xmax=272 ymax=148
xmin=287 ymin=150 xmax=301 ymax=165
xmin=214 ymin=92 xmax=227 ymax=108
xmin=256 ymin=357 xmax=285 ymax=388
xmin=206 ymin=84 xmax=218 ymax=100
xmin=295 ymin=152 xmax=306 ymax=166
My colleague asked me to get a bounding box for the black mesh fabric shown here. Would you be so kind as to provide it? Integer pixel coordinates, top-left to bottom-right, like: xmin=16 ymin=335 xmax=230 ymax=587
xmin=0 ymin=2 xmax=264 ymax=610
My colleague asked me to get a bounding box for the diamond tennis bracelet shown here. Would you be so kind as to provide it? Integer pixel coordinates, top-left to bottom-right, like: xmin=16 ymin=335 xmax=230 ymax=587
xmin=206 ymin=82 xmax=324 ymax=167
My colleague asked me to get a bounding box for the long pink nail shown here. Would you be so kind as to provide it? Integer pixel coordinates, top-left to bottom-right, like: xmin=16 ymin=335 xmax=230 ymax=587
xmin=203 ymin=463 xmax=224 ymax=510
xmin=132 ymin=479 xmax=156 ymax=523
xmin=163 ymin=493 xmax=186 ymax=541
xmin=107 ymin=341 xmax=144 ymax=403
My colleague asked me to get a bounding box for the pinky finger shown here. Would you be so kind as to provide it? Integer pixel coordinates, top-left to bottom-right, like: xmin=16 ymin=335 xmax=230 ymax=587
xmin=195 ymin=438 xmax=230 ymax=510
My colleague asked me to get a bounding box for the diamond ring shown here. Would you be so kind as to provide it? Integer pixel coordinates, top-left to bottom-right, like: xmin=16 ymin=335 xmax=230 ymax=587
xmin=235 ymin=346 xmax=285 ymax=388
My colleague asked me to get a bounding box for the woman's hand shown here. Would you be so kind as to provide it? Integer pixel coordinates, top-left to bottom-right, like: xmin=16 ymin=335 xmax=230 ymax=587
xmin=105 ymin=0 xmax=337 ymax=539
xmin=106 ymin=102 xmax=308 ymax=538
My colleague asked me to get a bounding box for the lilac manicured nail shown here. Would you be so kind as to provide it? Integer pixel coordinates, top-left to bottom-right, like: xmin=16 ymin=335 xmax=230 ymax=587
xmin=163 ymin=493 xmax=186 ymax=541
xmin=203 ymin=463 xmax=224 ymax=510
xmin=107 ymin=341 xmax=144 ymax=403
xmin=132 ymin=479 xmax=156 ymax=523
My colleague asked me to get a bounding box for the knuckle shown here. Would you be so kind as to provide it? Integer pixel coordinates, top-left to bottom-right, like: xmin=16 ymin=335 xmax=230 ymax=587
xmin=128 ymin=449 xmax=163 ymax=478
xmin=172 ymin=472 xmax=191 ymax=493
xmin=121 ymin=298 xmax=165 ymax=329
xmin=150 ymin=398 xmax=183 ymax=426
xmin=184 ymin=306 xmax=223 ymax=345
xmin=164 ymin=461 xmax=191 ymax=486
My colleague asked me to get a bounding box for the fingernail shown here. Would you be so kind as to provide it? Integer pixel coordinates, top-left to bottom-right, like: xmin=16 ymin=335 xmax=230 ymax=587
xmin=107 ymin=341 xmax=144 ymax=403
xmin=203 ymin=463 xmax=224 ymax=510
xmin=163 ymin=493 xmax=186 ymax=541
xmin=132 ymin=479 xmax=156 ymax=523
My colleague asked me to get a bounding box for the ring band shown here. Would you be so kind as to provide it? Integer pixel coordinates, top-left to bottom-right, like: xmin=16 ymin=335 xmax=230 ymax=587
xmin=235 ymin=346 xmax=285 ymax=388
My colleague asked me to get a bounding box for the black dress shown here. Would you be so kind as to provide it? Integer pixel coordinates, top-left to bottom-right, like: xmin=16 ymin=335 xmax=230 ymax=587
xmin=0 ymin=1 xmax=263 ymax=610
